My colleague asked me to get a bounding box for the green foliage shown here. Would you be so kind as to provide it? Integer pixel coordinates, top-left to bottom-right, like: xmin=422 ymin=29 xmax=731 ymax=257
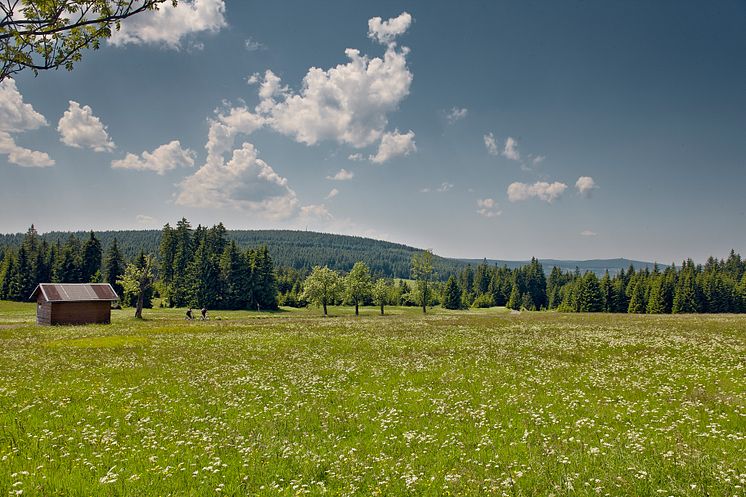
xmin=577 ymin=272 xmax=603 ymax=312
xmin=627 ymin=277 xmax=647 ymax=314
xmin=371 ymin=278 xmax=391 ymax=315
xmin=103 ymin=238 xmax=125 ymax=298
xmin=1 ymin=0 xmax=177 ymax=80
xmin=0 ymin=228 xmax=467 ymax=280
xmin=470 ymin=292 xmax=493 ymax=309
xmin=117 ymin=254 xmax=155 ymax=318
xmin=442 ymin=276 xmax=463 ymax=310
xmin=672 ymin=262 xmax=700 ymax=314
xmin=302 ymin=266 xmax=343 ymax=316
xmin=157 ymin=221 xmax=277 ymax=311
xmin=81 ymin=231 xmax=102 ymax=283
xmin=411 ymin=250 xmax=434 ymax=313
xmin=345 ymin=261 xmax=372 ymax=315
xmin=507 ymin=284 xmax=521 ymax=310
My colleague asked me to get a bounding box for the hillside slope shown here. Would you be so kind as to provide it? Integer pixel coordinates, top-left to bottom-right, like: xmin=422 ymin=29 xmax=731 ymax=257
xmin=0 ymin=229 xmax=656 ymax=279
xmin=0 ymin=230 xmax=465 ymax=279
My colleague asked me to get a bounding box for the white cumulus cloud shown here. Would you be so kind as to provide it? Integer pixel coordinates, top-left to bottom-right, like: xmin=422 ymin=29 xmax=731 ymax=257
xmin=580 ymin=230 xmax=597 ymax=237
xmin=58 ymin=101 xmax=115 ymax=152
xmin=367 ymin=12 xmax=412 ymax=46
xmin=484 ymin=132 xmax=498 ymax=156
xmin=0 ymin=79 xmax=54 ymax=167
xmin=176 ymin=142 xmax=298 ymax=220
xmin=507 ymin=181 xmax=567 ymax=203
xmin=477 ymin=198 xmax=502 ymax=218
xmin=205 ymin=106 xmax=265 ymax=165
xmin=576 ymin=176 xmax=598 ymax=196
xmin=502 ymin=136 xmax=520 ymax=161
xmin=112 ymin=140 xmax=195 ymax=175
xmin=326 ymin=168 xmax=354 ymax=181
xmin=206 ymin=12 xmax=416 ymax=169
xmin=325 ymin=188 xmax=339 ymax=200
xmin=109 ymin=0 xmax=226 ymax=48
xmin=370 ymin=129 xmax=416 ymax=163
xmin=256 ymin=42 xmax=413 ymax=148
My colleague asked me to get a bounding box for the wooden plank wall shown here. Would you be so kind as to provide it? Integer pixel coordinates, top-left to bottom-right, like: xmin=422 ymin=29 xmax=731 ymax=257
xmin=50 ymin=302 xmax=111 ymax=325
xmin=36 ymin=299 xmax=52 ymax=326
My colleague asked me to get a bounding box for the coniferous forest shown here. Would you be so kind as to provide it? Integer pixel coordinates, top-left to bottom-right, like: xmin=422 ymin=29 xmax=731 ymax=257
xmin=1 ymin=221 xmax=745 ymax=314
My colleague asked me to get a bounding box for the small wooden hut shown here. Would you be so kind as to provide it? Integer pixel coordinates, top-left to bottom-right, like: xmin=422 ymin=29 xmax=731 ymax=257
xmin=30 ymin=283 xmax=119 ymax=325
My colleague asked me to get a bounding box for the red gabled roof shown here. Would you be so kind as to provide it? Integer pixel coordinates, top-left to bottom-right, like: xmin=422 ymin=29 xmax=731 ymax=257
xmin=30 ymin=283 xmax=119 ymax=302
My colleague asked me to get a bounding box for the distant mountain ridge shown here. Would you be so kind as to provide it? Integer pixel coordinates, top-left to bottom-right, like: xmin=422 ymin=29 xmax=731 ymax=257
xmin=460 ymin=258 xmax=657 ymax=276
xmin=0 ymin=228 xmax=655 ymax=279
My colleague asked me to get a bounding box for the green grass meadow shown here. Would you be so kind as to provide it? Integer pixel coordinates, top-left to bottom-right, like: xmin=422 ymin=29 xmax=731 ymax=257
xmin=0 ymin=302 xmax=743 ymax=496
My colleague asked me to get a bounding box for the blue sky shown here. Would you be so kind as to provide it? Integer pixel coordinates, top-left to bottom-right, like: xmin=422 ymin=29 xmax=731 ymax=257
xmin=1 ymin=0 xmax=745 ymax=262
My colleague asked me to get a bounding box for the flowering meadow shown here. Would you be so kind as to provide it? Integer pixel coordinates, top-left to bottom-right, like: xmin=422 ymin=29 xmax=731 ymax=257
xmin=0 ymin=303 xmax=743 ymax=496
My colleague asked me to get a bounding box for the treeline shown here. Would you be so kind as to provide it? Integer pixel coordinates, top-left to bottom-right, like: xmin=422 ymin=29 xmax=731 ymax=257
xmin=2 ymin=222 xmax=745 ymax=314
xmin=158 ymin=220 xmax=277 ymax=310
xmin=0 ymin=226 xmax=126 ymax=302
xmin=0 ymin=221 xmax=279 ymax=311
xmin=440 ymin=254 xmax=746 ymax=313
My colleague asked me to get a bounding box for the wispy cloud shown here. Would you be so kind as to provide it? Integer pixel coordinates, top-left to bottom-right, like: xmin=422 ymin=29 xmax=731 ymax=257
xmin=244 ymin=37 xmax=265 ymax=51
xmin=484 ymin=132 xmax=498 ymax=156
xmin=477 ymin=198 xmax=502 ymax=218
xmin=326 ymin=168 xmax=354 ymax=181
xmin=502 ymin=136 xmax=520 ymax=161
xmin=421 ymin=182 xmax=454 ymax=193
xmin=445 ymin=107 xmax=468 ymax=124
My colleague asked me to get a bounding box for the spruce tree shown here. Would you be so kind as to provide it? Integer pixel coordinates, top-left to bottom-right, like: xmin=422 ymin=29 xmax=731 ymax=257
xmin=577 ymin=272 xmax=603 ymax=312
xmin=520 ymin=292 xmax=535 ymax=311
xmin=627 ymin=279 xmax=647 ymax=314
xmin=81 ymin=231 xmax=102 ymax=282
xmin=253 ymin=246 xmax=278 ymax=310
xmin=13 ymin=245 xmax=33 ymax=300
xmin=442 ymin=276 xmax=462 ymax=310
xmin=54 ymin=236 xmax=82 ymax=283
xmin=186 ymin=239 xmax=220 ymax=309
xmin=219 ymin=241 xmax=244 ymax=310
xmin=0 ymin=252 xmax=17 ymax=300
xmin=159 ymin=223 xmax=176 ymax=296
xmin=646 ymin=276 xmax=667 ymax=314
xmin=673 ymin=263 xmax=699 ymax=313
xmin=103 ymin=238 xmax=125 ymax=298
xmin=600 ymin=271 xmax=612 ymax=312
xmin=170 ymin=218 xmax=194 ymax=307
xmin=507 ymin=284 xmax=521 ymax=310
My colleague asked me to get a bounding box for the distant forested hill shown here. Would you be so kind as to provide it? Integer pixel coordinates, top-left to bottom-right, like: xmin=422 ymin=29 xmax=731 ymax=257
xmin=0 ymin=229 xmax=656 ymax=279
xmin=0 ymin=229 xmax=466 ymax=280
